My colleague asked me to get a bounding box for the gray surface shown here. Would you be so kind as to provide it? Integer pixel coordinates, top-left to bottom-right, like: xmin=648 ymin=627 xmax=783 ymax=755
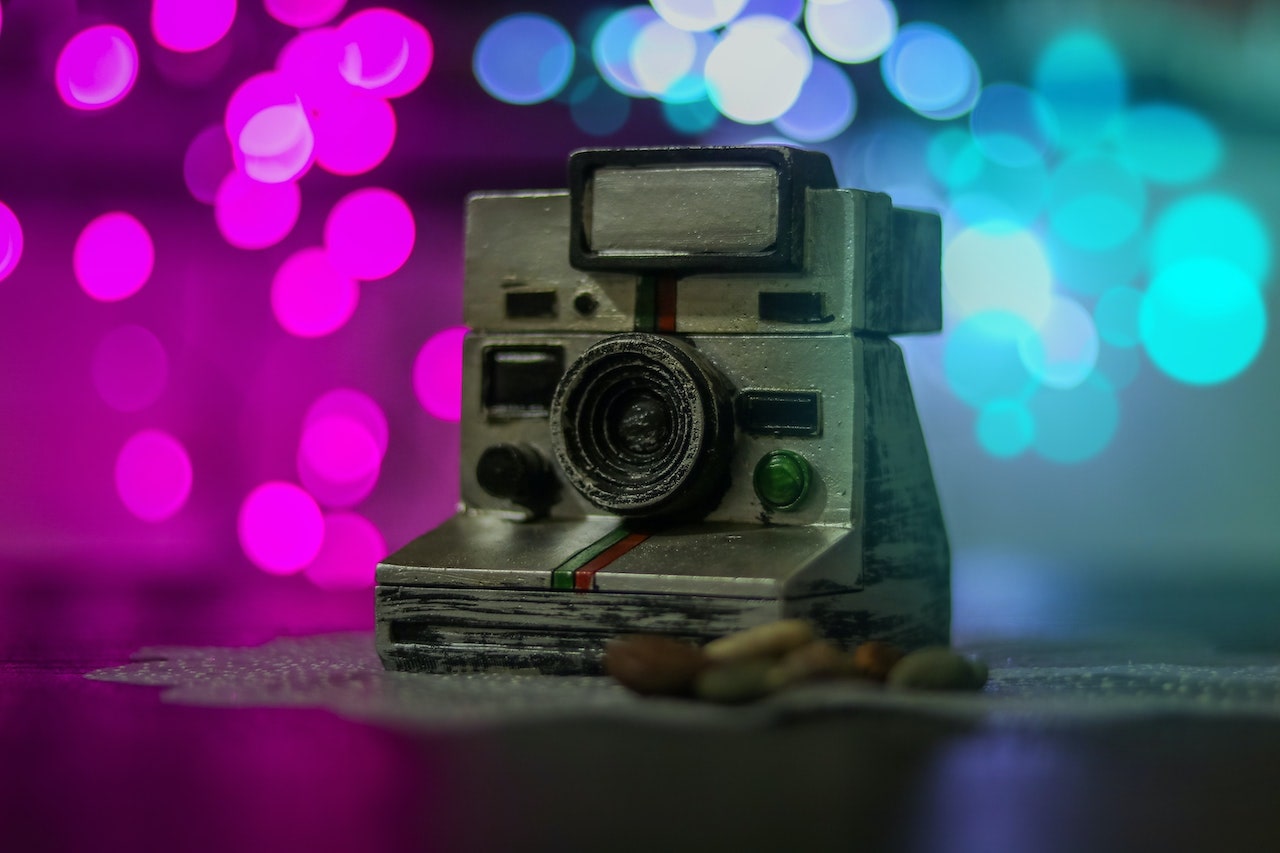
xmin=87 ymin=631 xmax=1280 ymax=729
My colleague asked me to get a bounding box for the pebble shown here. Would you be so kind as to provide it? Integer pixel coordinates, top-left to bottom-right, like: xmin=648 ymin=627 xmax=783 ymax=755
xmin=886 ymin=646 xmax=988 ymax=691
xmin=702 ymin=619 xmax=814 ymax=663
xmin=852 ymin=641 xmax=904 ymax=682
xmin=604 ymin=634 xmax=708 ymax=696
xmin=694 ymin=659 xmax=779 ymax=704
xmin=774 ymin=640 xmax=852 ymax=684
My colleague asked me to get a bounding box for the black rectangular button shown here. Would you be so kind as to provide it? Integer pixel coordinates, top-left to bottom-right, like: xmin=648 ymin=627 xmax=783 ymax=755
xmin=736 ymin=390 xmax=822 ymax=436
xmin=482 ymin=347 xmax=564 ymax=417
xmin=504 ymin=290 xmax=558 ymax=319
xmin=758 ymin=292 xmax=833 ymax=324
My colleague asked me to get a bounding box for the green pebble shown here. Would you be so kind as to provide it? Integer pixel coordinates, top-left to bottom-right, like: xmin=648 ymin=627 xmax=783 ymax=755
xmin=694 ymin=660 xmax=779 ymax=704
xmin=886 ymin=647 xmax=988 ymax=691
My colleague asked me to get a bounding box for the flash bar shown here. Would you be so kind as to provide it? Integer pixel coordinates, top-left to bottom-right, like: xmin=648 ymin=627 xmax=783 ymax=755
xmin=568 ymin=146 xmax=837 ymax=274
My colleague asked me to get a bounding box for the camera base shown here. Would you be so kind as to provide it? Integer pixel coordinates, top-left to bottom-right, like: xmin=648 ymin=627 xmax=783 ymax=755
xmin=375 ymin=514 xmax=948 ymax=675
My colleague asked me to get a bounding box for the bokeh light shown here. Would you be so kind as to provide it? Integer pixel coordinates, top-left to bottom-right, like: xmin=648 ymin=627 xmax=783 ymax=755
xmin=741 ymin=0 xmax=803 ymax=21
xmin=311 ymin=91 xmax=396 ymax=176
xmin=1043 ymin=225 xmax=1144 ymax=297
xmin=151 ymin=0 xmax=236 ymax=53
xmin=1140 ymin=258 xmax=1267 ymax=385
xmin=238 ymin=100 xmax=315 ymax=183
xmin=630 ymin=19 xmax=698 ymax=100
xmin=1028 ymin=376 xmax=1119 ymax=463
xmin=324 ymin=188 xmax=415 ymax=281
xmin=277 ymin=27 xmax=349 ymax=110
xmin=1022 ymin=294 xmax=1099 ymax=389
xmin=944 ymin=311 xmax=1043 ymax=407
xmin=414 ymin=326 xmax=467 ymax=422
xmin=1094 ymin=343 xmax=1141 ymax=390
xmin=55 ymin=25 xmax=139 ymax=110
xmin=705 ymin=15 xmax=812 ymax=124
xmin=304 ymin=512 xmax=385 ymax=590
xmin=182 ymin=125 xmax=234 ymax=205
xmin=1094 ymin=286 xmax=1143 ymax=348
xmin=969 ymin=83 xmax=1056 ymax=167
xmin=1048 ymin=153 xmax=1146 ymax=252
xmin=943 ymin=226 xmax=1053 ymax=324
xmin=881 ymin=23 xmax=979 ymax=119
xmin=115 ymin=430 xmax=193 ymax=523
xmin=238 ymin=482 xmax=324 ymax=574
xmin=265 ymin=0 xmax=347 ymax=28
xmin=805 ymin=0 xmax=896 ymax=64
xmin=337 ymin=7 xmax=433 ymax=98
xmin=0 ymin=201 xmax=23 ymax=283
xmin=475 ymin=13 xmax=574 ymax=104
xmin=651 ymin=0 xmax=747 ymax=31
xmin=976 ymin=400 xmax=1034 ymax=458
xmin=593 ymin=7 xmax=662 ymax=98
xmin=214 ymin=170 xmax=301 ymax=250
xmin=774 ymin=57 xmax=856 ymax=142
xmin=74 ymin=212 xmax=155 ymax=302
xmin=299 ymin=410 xmax=380 ymax=480
xmin=569 ymin=78 xmax=631 ymax=136
xmin=1149 ymin=194 xmax=1271 ymax=286
xmin=271 ymin=248 xmax=359 ymax=338
xmin=930 ymin=129 xmax=1047 ymax=228
xmin=91 ymin=325 xmax=169 ymax=412
xmin=1033 ymin=30 xmax=1125 ymax=150
xmin=1117 ymin=103 xmax=1221 ymax=185
xmin=305 ymin=389 xmax=389 ymax=455
xmin=663 ymin=97 xmax=719 ymax=134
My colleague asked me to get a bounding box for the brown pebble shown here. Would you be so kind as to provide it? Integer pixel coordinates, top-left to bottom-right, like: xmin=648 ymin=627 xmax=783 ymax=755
xmin=886 ymin=647 xmax=988 ymax=691
xmin=604 ymin=635 xmax=708 ymax=696
xmin=703 ymin=619 xmax=815 ymax=663
xmin=694 ymin=659 xmax=779 ymax=704
xmin=774 ymin=640 xmax=850 ymax=684
xmin=852 ymin=641 xmax=904 ymax=682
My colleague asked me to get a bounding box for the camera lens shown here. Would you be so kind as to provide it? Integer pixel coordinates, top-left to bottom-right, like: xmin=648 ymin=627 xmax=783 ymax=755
xmin=550 ymin=333 xmax=733 ymax=520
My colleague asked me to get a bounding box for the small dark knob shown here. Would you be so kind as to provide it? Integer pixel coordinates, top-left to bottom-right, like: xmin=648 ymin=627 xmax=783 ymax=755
xmin=476 ymin=443 xmax=554 ymax=507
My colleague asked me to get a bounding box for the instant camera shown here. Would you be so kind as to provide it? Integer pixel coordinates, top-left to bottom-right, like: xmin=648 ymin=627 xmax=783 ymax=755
xmin=376 ymin=146 xmax=950 ymax=674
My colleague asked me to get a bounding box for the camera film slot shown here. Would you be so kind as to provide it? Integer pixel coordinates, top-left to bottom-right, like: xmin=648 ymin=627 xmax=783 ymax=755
xmin=482 ymin=346 xmax=564 ymax=418
xmin=736 ymin=390 xmax=823 ymax=437
xmin=549 ymin=525 xmax=652 ymax=590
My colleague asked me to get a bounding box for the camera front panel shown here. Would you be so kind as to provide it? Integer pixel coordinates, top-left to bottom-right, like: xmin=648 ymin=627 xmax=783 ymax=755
xmin=459 ymin=331 xmax=859 ymax=526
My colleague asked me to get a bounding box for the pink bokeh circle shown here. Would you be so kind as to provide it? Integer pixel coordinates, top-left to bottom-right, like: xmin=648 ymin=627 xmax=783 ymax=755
xmin=312 ymin=92 xmax=397 ymax=176
xmin=0 ymin=202 xmax=23 ymax=283
xmin=183 ymin=124 xmax=234 ymax=205
xmin=271 ymin=248 xmax=359 ymax=337
xmin=56 ymin=25 xmax=139 ymax=110
xmin=277 ymin=27 xmax=350 ymax=111
xmin=237 ymin=481 xmax=324 ymax=574
xmin=413 ymin=326 xmax=467 ymax=422
xmin=151 ymin=0 xmax=236 ymax=53
xmin=336 ymin=7 xmax=433 ymax=98
xmin=296 ymin=413 xmax=382 ymax=509
xmin=304 ymin=512 xmax=385 ymax=590
xmin=266 ymin=0 xmax=348 ymax=29
xmin=239 ymin=100 xmax=315 ymax=183
xmin=324 ymin=187 xmax=415 ymax=280
xmin=304 ymin=389 xmax=388 ymax=455
xmin=115 ymin=429 xmax=193 ymax=523
xmin=74 ymin=212 xmax=155 ymax=301
xmin=92 ymin=324 xmax=169 ymax=412
xmin=214 ymin=170 xmax=300 ymax=249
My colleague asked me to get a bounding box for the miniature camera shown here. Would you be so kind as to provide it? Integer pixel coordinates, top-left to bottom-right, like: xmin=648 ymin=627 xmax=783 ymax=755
xmin=377 ymin=146 xmax=950 ymax=674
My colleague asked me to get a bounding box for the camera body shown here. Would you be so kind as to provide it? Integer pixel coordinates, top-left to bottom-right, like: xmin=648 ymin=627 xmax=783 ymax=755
xmin=376 ymin=147 xmax=950 ymax=674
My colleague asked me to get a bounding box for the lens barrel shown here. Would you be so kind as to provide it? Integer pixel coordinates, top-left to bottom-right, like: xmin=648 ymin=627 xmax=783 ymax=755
xmin=550 ymin=333 xmax=734 ymax=520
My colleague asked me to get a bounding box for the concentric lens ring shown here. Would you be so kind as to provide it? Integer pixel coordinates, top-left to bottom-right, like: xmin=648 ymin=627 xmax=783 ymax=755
xmin=550 ymin=333 xmax=734 ymax=519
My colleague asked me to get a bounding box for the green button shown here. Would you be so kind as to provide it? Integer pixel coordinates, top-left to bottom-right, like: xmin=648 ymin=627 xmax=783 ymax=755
xmin=753 ymin=450 xmax=811 ymax=511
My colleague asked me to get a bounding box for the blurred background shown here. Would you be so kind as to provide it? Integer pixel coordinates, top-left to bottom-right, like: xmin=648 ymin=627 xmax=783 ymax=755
xmin=0 ymin=0 xmax=1276 ymax=637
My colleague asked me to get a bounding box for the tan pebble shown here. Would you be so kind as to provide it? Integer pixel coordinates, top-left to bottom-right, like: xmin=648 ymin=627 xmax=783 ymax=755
xmin=604 ymin=634 xmax=707 ymax=696
xmin=886 ymin=647 xmax=988 ymax=691
xmin=852 ymin=641 xmax=904 ymax=682
xmin=703 ymin=619 xmax=815 ymax=663
xmin=775 ymin=640 xmax=850 ymax=684
xmin=694 ymin=659 xmax=779 ymax=704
